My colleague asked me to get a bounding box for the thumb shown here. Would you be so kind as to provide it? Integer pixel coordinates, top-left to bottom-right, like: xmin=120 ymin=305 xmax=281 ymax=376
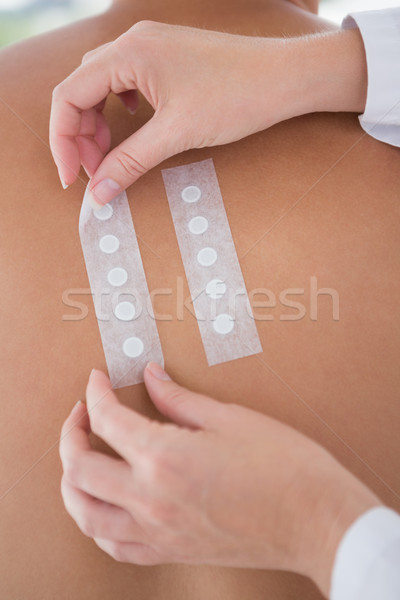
xmin=143 ymin=362 xmax=229 ymax=432
xmin=87 ymin=112 xmax=176 ymax=208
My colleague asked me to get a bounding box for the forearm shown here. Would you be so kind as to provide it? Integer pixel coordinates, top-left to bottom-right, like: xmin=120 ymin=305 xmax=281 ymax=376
xmin=297 ymin=28 xmax=368 ymax=116
xmin=292 ymin=448 xmax=382 ymax=598
xmin=253 ymin=27 xmax=368 ymax=129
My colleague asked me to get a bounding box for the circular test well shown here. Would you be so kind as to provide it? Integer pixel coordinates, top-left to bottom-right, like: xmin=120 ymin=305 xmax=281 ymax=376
xmin=107 ymin=267 xmax=128 ymax=287
xmin=99 ymin=234 xmax=120 ymax=254
xmin=213 ymin=313 xmax=234 ymax=335
xmin=197 ymin=247 xmax=217 ymax=267
xmin=205 ymin=278 xmax=227 ymax=299
xmin=181 ymin=185 xmax=202 ymax=203
xmin=93 ymin=204 xmax=113 ymax=221
xmin=188 ymin=216 xmax=208 ymax=235
xmin=123 ymin=336 xmax=144 ymax=358
xmin=114 ymin=301 xmax=136 ymax=321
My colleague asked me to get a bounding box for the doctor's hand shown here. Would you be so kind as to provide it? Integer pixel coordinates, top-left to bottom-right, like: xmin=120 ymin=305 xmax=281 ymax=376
xmin=50 ymin=21 xmax=367 ymax=208
xmin=59 ymin=364 xmax=380 ymax=597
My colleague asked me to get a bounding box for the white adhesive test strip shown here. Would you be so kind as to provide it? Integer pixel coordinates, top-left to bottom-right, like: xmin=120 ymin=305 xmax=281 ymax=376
xmin=79 ymin=187 xmax=163 ymax=388
xmin=162 ymin=158 xmax=262 ymax=366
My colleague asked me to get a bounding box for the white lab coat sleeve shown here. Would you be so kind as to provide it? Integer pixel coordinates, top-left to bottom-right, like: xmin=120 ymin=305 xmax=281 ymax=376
xmin=329 ymin=506 xmax=400 ymax=600
xmin=342 ymin=8 xmax=400 ymax=147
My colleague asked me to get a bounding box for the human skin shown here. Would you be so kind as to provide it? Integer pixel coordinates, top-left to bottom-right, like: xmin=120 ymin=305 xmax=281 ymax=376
xmin=49 ymin=11 xmax=373 ymax=597
xmin=0 ymin=1 xmax=399 ymax=599
xmin=59 ymin=366 xmax=380 ymax=598
xmin=50 ymin=20 xmax=368 ymax=206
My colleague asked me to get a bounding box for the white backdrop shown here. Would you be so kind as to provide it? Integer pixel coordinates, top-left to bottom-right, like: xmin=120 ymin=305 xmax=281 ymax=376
xmin=320 ymin=0 xmax=399 ymax=23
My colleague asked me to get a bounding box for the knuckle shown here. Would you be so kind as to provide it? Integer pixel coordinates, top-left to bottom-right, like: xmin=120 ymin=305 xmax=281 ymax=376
xmin=145 ymin=441 xmax=175 ymax=479
xmin=60 ymin=476 xmax=73 ymax=510
xmin=59 ymin=440 xmax=69 ymax=464
xmin=81 ymin=42 xmax=110 ymax=65
xmin=88 ymin=404 xmax=107 ymax=437
xmin=157 ymin=446 xmax=181 ymax=474
xmin=146 ymin=499 xmax=179 ymax=526
xmin=81 ymin=49 xmax=95 ymax=64
xmin=130 ymin=19 xmax=157 ymax=33
xmin=146 ymin=427 xmax=186 ymax=477
xmin=52 ymin=83 xmax=64 ymax=101
xmin=79 ymin=516 xmax=95 ymax=538
xmin=108 ymin=542 xmax=126 ymax=562
xmin=116 ymin=150 xmax=146 ymax=180
xmin=77 ymin=503 xmax=96 ymax=537
xmin=60 ymin=474 xmax=67 ymax=495
xmin=88 ymin=416 xmax=103 ymax=439
xmin=63 ymin=457 xmax=82 ymax=486
xmin=90 ymin=403 xmax=123 ymax=441
xmin=164 ymin=388 xmax=188 ymax=411
xmin=144 ymin=451 xmax=165 ymax=484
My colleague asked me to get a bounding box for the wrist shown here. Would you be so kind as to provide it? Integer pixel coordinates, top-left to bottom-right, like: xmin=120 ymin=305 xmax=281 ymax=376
xmin=289 ymin=28 xmax=368 ymax=117
xmin=297 ymin=451 xmax=382 ymax=597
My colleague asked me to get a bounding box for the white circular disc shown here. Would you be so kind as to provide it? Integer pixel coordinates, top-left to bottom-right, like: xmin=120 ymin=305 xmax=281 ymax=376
xmin=114 ymin=301 xmax=136 ymax=321
xmin=107 ymin=267 xmax=128 ymax=287
xmin=99 ymin=234 xmax=120 ymax=254
xmin=205 ymin=278 xmax=227 ymax=299
xmin=181 ymin=185 xmax=201 ymax=203
xmin=197 ymin=247 xmax=217 ymax=267
xmin=188 ymin=216 xmax=208 ymax=235
xmin=213 ymin=313 xmax=234 ymax=335
xmin=93 ymin=203 xmax=113 ymax=221
xmin=122 ymin=336 xmax=144 ymax=358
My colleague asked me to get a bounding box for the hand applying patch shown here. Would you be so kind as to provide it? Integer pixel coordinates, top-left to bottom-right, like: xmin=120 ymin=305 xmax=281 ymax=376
xmin=59 ymin=364 xmax=381 ymax=597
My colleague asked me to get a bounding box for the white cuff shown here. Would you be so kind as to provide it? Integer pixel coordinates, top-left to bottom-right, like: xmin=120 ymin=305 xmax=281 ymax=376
xmin=329 ymin=506 xmax=400 ymax=600
xmin=342 ymin=8 xmax=400 ymax=147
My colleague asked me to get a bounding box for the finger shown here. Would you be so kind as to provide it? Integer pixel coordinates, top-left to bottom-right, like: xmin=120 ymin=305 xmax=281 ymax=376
xmin=77 ymin=137 xmax=104 ymax=179
xmin=78 ymin=106 xmax=111 ymax=154
xmin=50 ymin=48 xmax=129 ymax=186
xmin=116 ymin=89 xmax=139 ymax=115
xmin=95 ymin=109 xmax=111 ymax=154
xmin=143 ymin=363 xmax=229 ymax=431
xmin=86 ymin=112 xmax=177 ymax=208
xmin=60 ymin=400 xmax=91 ymax=449
xmin=62 ymin=450 xmax=134 ymax=507
xmin=93 ymin=537 xmax=164 ymax=566
xmin=82 ymin=46 xmax=136 ymax=116
xmin=77 ymin=109 xmax=111 ymax=177
xmin=93 ymin=98 xmax=107 ymax=112
xmin=86 ymin=369 xmax=154 ymax=464
xmin=60 ymin=400 xmax=134 ymax=506
xmin=75 ymin=108 xmax=104 ymax=178
xmin=81 ymin=42 xmax=112 ymax=65
xmin=61 ymin=476 xmax=146 ymax=542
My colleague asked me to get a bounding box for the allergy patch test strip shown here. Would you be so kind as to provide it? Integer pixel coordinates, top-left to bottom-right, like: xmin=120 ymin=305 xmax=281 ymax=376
xmin=79 ymin=186 xmax=164 ymax=388
xmin=162 ymin=158 xmax=262 ymax=366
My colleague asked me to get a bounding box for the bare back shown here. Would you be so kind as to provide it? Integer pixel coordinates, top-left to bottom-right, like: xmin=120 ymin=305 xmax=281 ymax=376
xmin=0 ymin=1 xmax=399 ymax=599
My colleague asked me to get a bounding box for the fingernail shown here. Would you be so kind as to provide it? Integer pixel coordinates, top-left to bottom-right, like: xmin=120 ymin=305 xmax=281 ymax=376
xmin=61 ymin=179 xmax=69 ymax=190
xmin=146 ymin=362 xmax=171 ymax=381
xmin=89 ymin=368 xmax=97 ymax=382
xmin=71 ymin=399 xmax=82 ymax=413
xmin=89 ymin=178 xmax=121 ymax=209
